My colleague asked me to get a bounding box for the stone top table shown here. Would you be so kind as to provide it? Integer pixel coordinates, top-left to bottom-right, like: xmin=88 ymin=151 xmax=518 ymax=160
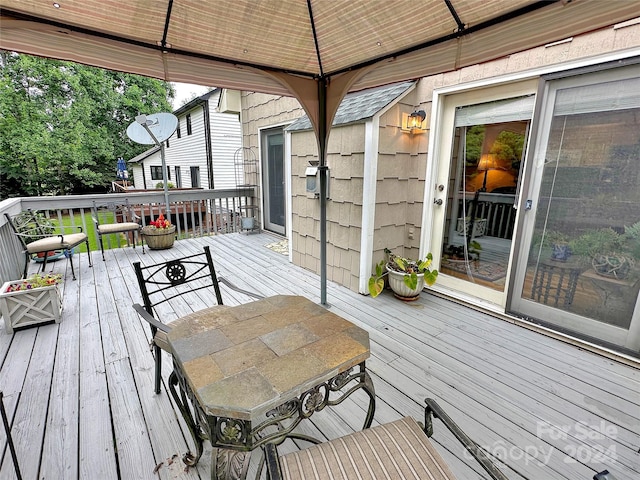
xmin=166 ymin=295 xmax=376 ymax=479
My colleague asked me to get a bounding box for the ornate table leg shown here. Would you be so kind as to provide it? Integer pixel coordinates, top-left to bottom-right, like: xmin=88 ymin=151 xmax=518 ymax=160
xmin=168 ymin=371 xmax=204 ymax=466
xmin=361 ymin=364 xmax=376 ymax=429
xmin=211 ymin=448 xmax=251 ymax=480
xmin=325 ymin=362 xmax=376 ymax=429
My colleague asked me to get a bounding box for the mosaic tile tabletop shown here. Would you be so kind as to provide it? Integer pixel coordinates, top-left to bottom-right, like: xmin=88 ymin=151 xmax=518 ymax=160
xmin=168 ymin=295 xmax=370 ymax=421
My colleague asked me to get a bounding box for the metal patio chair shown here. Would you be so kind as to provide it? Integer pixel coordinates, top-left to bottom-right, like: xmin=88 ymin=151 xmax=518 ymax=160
xmin=265 ymin=397 xmax=508 ymax=480
xmin=1 ymin=391 xmax=22 ymax=480
xmin=92 ymin=199 xmax=144 ymax=261
xmin=132 ymin=245 xmax=263 ymax=394
xmin=5 ymin=209 xmax=92 ymax=281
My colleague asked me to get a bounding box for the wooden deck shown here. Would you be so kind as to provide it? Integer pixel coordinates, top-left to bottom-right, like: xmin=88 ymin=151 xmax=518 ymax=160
xmin=1 ymin=233 xmax=638 ymax=479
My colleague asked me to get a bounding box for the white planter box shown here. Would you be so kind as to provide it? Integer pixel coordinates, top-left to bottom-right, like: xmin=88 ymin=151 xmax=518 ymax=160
xmin=0 ymin=282 xmax=62 ymax=333
xmin=456 ymin=218 xmax=487 ymax=237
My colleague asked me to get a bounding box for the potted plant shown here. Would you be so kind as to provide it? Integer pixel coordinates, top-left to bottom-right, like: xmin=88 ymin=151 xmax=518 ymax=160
xmin=544 ymin=230 xmax=572 ymax=262
xmin=442 ymin=241 xmax=482 ymax=263
xmin=141 ymin=214 xmax=176 ymax=250
xmin=368 ymin=248 xmax=438 ymax=301
xmin=569 ymin=223 xmax=640 ymax=279
xmin=0 ymin=273 xmax=63 ymax=333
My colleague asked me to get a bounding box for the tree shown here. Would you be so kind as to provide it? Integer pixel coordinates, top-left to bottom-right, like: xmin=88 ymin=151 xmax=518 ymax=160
xmin=0 ymin=52 xmax=175 ymax=198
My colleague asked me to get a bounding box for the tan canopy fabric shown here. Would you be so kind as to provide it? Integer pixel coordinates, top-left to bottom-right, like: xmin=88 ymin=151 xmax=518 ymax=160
xmin=1 ymin=0 xmax=637 ymax=302
xmin=1 ymin=0 xmax=637 ymax=140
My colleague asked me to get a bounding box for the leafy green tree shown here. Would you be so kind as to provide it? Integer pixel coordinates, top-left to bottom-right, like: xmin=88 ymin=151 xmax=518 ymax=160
xmin=0 ymin=52 xmax=175 ymax=198
xmin=464 ymin=125 xmax=484 ymax=164
xmin=491 ymin=130 xmax=524 ymax=164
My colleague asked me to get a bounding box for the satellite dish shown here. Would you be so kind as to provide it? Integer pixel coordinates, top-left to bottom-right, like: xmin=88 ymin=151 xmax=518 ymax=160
xmin=126 ymin=112 xmax=178 ymax=145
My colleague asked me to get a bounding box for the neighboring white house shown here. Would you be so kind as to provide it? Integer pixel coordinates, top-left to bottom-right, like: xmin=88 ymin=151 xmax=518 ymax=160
xmin=129 ymin=88 xmax=242 ymax=190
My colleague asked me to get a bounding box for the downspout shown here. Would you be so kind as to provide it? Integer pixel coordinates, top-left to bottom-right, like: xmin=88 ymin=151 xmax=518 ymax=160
xmin=142 ymin=161 xmax=147 ymax=189
xmin=203 ymin=100 xmax=214 ymax=188
xmin=285 ymin=129 xmax=293 ymax=263
xmin=359 ymin=117 xmax=379 ymax=294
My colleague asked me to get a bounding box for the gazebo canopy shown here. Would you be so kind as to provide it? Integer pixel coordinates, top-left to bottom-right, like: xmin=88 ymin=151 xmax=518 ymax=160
xmin=2 ymin=0 xmax=637 ymax=303
xmin=1 ymin=0 xmax=636 ymax=139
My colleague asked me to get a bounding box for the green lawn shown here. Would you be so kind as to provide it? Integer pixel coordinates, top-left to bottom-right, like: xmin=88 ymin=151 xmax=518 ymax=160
xmin=58 ymin=211 xmax=131 ymax=253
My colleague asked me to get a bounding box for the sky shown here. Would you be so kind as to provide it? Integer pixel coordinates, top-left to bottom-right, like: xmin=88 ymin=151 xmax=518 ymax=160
xmin=171 ymin=82 xmax=212 ymax=109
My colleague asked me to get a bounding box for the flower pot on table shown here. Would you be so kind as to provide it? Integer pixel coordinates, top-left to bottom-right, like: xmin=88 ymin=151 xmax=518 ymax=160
xmin=142 ymin=225 xmax=176 ymax=250
xmin=0 ymin=281 xmax=62 ymax=333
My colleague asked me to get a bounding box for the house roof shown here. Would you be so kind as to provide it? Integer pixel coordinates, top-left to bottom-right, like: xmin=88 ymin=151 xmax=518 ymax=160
xmin=173 ymin=87 xmax=220 ymax=116
xmin=287 ymin=81 xmax=414 ymax=132
xmin=128 ymin=146 xmax=160 ymax=164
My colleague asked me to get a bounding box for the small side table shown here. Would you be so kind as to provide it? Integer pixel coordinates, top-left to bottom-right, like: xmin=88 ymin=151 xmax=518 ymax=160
xmin=167 ymin=295 xmax=376 ymax=480
xmin=530 ymin=259 xmax=582 ymax=309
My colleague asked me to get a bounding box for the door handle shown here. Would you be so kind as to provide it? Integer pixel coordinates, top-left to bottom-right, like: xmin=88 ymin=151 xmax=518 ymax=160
xmin=434 ymin=198 xmax=443 ymax=205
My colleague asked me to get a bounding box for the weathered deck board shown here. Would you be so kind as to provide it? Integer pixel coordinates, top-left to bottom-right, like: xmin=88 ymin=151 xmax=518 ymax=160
xmin=78 ymin=251 xmax=119 ymax=479
xmin=40 ymin=263 xmax=80 ymax=480
xmin=0 ymin=232 xmax=637 ymax=480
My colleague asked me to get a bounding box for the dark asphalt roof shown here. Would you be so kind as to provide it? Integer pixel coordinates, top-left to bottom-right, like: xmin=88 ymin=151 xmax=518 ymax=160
xmin=287 ymin=81 xmax=415 ymax=131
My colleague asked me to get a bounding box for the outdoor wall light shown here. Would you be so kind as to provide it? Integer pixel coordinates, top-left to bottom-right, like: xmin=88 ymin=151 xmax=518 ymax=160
xmin=402 ymin=109 xmax=426 ymax=133
xmin=408 ymin=110 xmax=426 ymax=128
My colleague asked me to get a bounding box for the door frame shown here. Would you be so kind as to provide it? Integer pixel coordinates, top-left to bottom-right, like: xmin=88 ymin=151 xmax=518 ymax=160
xmin=424 ymin=79 xmax=538 ymax=308
xmin=258 ymin=124 xmax=289 ymax=236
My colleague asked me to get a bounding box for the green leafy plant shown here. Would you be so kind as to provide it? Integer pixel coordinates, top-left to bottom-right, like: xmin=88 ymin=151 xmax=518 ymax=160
xmin=368 ymin=248 xmax=438 ymax=298
xmin=623 ymin=221 xmax=640 ymax=260
xmin=443 ymin=241 xmax=482 ymax=262
xmin=541 ymin=230 xmax=570 ymax=247
xmin=569 ymin=228 xmax=621 ymax=259
xmin=155 ymin=182 xmax=175 ymax=189
xmin=568 ymin=223 xmax=640 ymax=279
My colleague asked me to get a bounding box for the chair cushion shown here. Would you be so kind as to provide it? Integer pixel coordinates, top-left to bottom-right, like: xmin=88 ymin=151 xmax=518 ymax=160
xmin=97 ymin=222 xmax=140 ymax=234
xmin=279 ymin=416 xmax=457 ymax=480
xmin=26 ymin=232 xmax=87 ymax=253
xmin=153 ymin=331 xmax=171 ymax=353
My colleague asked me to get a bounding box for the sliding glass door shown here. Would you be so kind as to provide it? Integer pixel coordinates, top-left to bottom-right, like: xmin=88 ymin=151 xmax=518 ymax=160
xmin=510 ymin=65 xmax=640 ymax=351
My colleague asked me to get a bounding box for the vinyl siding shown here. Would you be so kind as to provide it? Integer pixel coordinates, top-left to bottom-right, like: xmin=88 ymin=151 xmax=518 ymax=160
xmin=167 ymin=104 xmax=209 ymax=188
xmin=130 ymin=90 xmax=242 ymax=191
xmin=210 ymin=110 xmax=241 ymax=189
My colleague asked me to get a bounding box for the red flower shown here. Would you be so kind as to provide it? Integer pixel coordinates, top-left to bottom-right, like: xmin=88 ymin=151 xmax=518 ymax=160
xmin=149 ymin=214 xmax=171 ymax=229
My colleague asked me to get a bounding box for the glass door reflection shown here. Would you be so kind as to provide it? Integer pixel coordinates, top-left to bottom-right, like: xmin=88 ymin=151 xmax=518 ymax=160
xmin=440 ymin=121 xmax=528 ymax=292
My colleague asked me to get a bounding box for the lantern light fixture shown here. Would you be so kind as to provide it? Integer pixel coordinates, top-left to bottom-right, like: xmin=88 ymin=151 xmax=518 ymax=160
xmin=403 ymin=109 xmax=426 ymax=133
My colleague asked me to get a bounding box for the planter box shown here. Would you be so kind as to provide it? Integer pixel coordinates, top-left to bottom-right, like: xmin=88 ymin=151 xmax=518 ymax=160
xmin=142 ymin=225 xmax=176 ymax=250
xmin=0 ymin=282 xmax=62 ymax=333
xmin=456 ymin=218 xmax=487 ymax=237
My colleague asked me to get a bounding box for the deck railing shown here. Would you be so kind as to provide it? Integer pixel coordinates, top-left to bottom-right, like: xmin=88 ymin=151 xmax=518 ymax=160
xmin=0 ymin=187 xmax=255 ymax=284
xmin=459 ymin=192 xmax=517 ymax=239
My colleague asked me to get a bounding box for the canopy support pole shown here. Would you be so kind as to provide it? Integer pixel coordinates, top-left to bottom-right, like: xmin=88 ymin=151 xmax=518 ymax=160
xmin=318 ymin=78 xmax=328 ymax=305
xmin=265 ymin=69 xmax=370 ymax=306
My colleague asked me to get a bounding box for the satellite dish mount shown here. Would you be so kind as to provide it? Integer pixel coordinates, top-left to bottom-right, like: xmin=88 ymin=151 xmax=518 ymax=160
xmin=126 ymin=112 xmax=178 ymax=222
